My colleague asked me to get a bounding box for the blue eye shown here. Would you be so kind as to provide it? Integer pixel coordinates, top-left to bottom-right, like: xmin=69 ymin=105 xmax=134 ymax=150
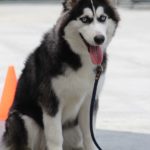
xmin=98 ymin=15 xmax=107 ymax=23
xmin=80 ymin=16 xmax=93 ymax=24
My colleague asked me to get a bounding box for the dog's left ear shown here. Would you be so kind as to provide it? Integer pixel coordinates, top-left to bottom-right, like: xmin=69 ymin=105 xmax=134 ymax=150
xmin=63 ymin=0 xmax=78 ymax=11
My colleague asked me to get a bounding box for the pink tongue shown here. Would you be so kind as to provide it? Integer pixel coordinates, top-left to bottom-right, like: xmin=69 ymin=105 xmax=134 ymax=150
xmin=89 ymin=46 xmax=103 ymax=65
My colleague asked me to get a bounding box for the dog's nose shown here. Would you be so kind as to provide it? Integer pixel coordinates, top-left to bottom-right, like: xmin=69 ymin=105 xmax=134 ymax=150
xmin=94 ymin=35 xmax=105 ymax=45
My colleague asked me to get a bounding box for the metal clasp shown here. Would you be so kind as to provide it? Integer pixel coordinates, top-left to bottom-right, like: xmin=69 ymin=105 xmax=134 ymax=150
xmin=95 ymin=65 xmax=103 ymax=80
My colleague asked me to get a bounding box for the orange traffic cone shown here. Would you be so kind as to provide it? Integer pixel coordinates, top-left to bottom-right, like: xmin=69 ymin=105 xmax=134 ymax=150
xmin=0 ymin=66 xmax=17 ymax=120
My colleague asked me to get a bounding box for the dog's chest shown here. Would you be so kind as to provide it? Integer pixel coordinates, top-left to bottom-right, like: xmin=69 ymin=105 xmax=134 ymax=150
xmin=52 ymin=65 xmax=95 ymax=123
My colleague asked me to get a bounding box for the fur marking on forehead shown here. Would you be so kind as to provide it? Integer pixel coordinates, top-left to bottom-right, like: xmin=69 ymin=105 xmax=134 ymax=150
xmin=82 ymin=8 xmax=93 ymax=17
xmin=96 ymin=7 xmax=104 ymax=17
xmin=90 ymin=0 xmax=96 ymax=15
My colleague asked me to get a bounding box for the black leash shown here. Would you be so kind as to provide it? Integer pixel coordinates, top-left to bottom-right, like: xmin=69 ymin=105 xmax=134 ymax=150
xmin=90 ymin=65 xmax=103 ymax=150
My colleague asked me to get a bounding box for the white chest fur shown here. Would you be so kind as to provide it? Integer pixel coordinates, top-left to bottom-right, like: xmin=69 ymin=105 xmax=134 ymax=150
xmin=52 ymin=56 xmax=95 ymax=124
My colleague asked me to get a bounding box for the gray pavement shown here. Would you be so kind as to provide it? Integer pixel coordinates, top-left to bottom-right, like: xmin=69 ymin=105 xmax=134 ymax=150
xmin=0 ymin=3 xmax=150 ymax=150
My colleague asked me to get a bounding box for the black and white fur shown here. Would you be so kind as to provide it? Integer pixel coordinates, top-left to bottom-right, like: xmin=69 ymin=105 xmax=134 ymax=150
xmin=1 ymin=0 xmax=120 ymax=150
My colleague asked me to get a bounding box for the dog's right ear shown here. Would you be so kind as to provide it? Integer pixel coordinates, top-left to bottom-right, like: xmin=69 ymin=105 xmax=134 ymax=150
xmin=62 ymin=0 xmax=78 ymax=11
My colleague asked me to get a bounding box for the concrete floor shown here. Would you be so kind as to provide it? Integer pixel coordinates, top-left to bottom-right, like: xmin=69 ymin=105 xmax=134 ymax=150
xmin=0 ymin=2 xmax=150 ymax=150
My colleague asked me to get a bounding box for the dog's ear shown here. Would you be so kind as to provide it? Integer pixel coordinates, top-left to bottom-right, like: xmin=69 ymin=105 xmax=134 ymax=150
xmin=63 ymin=0 xmax=78 ymax=11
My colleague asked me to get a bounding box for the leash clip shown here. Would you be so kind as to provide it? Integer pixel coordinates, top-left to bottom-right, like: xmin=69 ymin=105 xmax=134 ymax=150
xmin=95 ymin=65 xmax=103 ymax=80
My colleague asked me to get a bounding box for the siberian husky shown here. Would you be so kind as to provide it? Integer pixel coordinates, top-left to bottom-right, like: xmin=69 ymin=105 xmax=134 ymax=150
xmin=1 ymin=0 xmax=120 ymax=150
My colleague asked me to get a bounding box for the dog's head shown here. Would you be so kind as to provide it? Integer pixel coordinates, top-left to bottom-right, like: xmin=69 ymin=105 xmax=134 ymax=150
xmin=60 ymin=0 xmax=120 ymax=64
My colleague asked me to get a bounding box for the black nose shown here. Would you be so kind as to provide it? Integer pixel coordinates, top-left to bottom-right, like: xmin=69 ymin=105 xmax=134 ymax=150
xmin=94 ymin=35 xmax=105 ymax=45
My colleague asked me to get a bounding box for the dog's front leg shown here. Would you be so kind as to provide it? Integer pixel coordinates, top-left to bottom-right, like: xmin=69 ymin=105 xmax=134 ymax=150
xmin=43 ymin=110 xmax=63 ymax=150
xmin=79 ymin=95 xmax=97 ymax=150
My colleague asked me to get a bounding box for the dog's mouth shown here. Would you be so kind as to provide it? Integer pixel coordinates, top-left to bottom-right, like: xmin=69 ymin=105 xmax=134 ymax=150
xmin=80 ymin=33 xmax=103 ymax=65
